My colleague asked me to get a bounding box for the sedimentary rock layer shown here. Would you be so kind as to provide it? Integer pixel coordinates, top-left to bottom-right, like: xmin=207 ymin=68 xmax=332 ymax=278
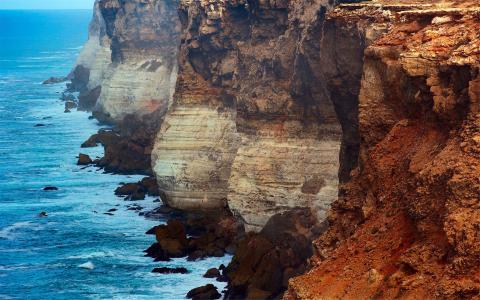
xmin=152 ymin=0 xmax=366 ymax=230
xmin=72 ymin=0 xmax=180 ymax=120
xmin=288 ymin=2 xmax=480 ymax=298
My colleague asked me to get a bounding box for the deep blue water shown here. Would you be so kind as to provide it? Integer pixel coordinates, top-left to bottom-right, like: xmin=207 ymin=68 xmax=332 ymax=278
xmin=0 ymin=10 xmax=229 ymax=299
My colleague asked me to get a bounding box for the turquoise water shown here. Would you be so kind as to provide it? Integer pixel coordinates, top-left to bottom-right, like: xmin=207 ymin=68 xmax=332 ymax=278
xmin=0 ymin=10 xmax=229 ymax=299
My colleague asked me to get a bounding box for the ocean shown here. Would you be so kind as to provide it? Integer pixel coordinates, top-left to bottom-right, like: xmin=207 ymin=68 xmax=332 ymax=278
xmin=0 ymin=10 xmax=229 ymax=299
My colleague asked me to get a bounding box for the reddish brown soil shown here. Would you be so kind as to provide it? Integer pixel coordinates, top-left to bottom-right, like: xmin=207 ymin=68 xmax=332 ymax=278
xmin=288 ymin=4 xmax=480 ymax=299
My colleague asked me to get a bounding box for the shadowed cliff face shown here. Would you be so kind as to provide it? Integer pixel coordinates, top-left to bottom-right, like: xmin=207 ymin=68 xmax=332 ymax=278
xmin=152 ymin=0 xmax=366 ymax=231
xmin=72 ymin=0 xmax=181 ymax=121
xmin=288 ymin=3 xmax=480 ymax=299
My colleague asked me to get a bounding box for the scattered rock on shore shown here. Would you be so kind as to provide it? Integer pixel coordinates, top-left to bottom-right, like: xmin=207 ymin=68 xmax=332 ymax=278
xmin=203 ymin=268 xmax=220 ymax=278
xmin=77 ymin=153 xmax=93 ymax=165
xmin=114 ymin=177 xmax=160 ymax=200
xmin=186 ymin=284 xmax=221 ymax=300
xmin=144 ymin=210 xmax=243 ymax=264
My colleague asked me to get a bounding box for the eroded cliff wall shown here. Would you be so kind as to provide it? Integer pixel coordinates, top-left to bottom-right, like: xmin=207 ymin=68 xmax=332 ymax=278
xmin=288 ymin=2 xmax=480 ymax=299
xmin=72 ymin=0 xmax=181 ymax=120
xmin=152 ymin=0 xmax=366 ymax=231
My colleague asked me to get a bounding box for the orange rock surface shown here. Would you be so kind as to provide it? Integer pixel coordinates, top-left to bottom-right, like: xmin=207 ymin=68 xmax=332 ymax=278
xmin=288 ymin=2 xmax=480 ymax=299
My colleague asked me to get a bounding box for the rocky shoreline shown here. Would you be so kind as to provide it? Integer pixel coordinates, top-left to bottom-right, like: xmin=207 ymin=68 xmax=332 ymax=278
xmin=67 ymin=109 xmax=321 ymax=299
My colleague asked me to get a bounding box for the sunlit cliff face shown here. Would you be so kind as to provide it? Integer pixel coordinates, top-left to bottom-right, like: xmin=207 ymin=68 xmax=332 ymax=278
xmin=151 ymin=0 xmax=366 ymax=231
xmin=74 ymin=0 xmax=181 ymax=120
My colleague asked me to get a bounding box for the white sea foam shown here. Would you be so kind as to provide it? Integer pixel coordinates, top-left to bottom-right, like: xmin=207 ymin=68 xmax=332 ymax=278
xmin=0 ymin=221 xmax=32 ymax=240
xmin=78 ymin=262 xmax=95 ymax=270
xmin=68 ymin=251 xmax=115 ymax=259
xmin=0 ymin=265 xmax=29 ymax=271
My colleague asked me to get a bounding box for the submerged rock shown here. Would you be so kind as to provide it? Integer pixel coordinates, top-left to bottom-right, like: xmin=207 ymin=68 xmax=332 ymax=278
xmin=43 ymin=186 xmax=58 ymax=191
xmin=152 ymin=267 xmax=188 ymax=274
xmin=186 ymin=284 xmax=221 ymax=300
xmin=42 ymin=76 xmax=67 ymax=85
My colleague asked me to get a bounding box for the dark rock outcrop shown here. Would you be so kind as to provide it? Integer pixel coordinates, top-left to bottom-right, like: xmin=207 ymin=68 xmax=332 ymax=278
xmin=114 ymin=177 xmax=160 ymax=200
xmin=42 ymin=76 xmax=67 ymax=85
xmin=203 ymin=268 xmax=221 ymax=279
xmin=77 ymin=153 xmax=93 ymax=165
xmin=186 ymin=284 xmax=221 ymax=300
xmin=224 ymin=208 xmax=326 ymax=299
xmin=43 ymin=186 xmax=58 ymax=191
xmin=144 ymin=210 xmax=243 ymax=263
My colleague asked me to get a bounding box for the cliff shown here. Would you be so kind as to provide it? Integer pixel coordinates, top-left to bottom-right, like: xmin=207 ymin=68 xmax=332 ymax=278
xmin=71 ymin=0 xmax=180 ymax=121
xmin=287 ymin=2 xmax=480 ymax=299
xmin=152 ymin=0 xmax=367 ymax=231
xmin=72 ymin=0 xmax=480 ymax=298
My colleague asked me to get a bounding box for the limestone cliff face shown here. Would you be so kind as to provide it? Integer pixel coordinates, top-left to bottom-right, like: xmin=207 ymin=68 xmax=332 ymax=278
xmin=288 ymin=2 xmax=480 ymax=299
xmin=71 ymin=0 xmax=111 ymax=101
xmin=152 ymin=0 xmax=364 ymax=231
xmin=72 ymin=0 xmax=180 ymax=120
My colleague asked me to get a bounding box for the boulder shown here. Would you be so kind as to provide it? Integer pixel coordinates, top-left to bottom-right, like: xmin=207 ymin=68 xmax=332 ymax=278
xmin=77 ymin=153 xmax=93 ymax=165
xmin=143 ymin=243 xmax=171 ymax=262
xmin=203 ymin=268 xmax=221 ymax=278
xmin=115 ymin=183 xmax=142 ymax=195
xmin=186 ymin=284 xmax=221 ymax=300
xmin=224 ymin=208 xmax=325 ymax=299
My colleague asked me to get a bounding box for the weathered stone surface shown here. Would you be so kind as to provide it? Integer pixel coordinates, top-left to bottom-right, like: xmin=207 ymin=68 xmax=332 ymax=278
xmin=186 ymin=284 xmax=221 ymax=300
xmin=287 ymin=2 xmax=480 ymax=299
xmin=152 ymin=0 xmax=367 ymax=230
xmin=77 ymin=153 xmax=93 ymax=165
xmin=224 ymin=208 xmax=325 ymax=299
xmin=71 ymin=0 xmax=180 ymax=120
